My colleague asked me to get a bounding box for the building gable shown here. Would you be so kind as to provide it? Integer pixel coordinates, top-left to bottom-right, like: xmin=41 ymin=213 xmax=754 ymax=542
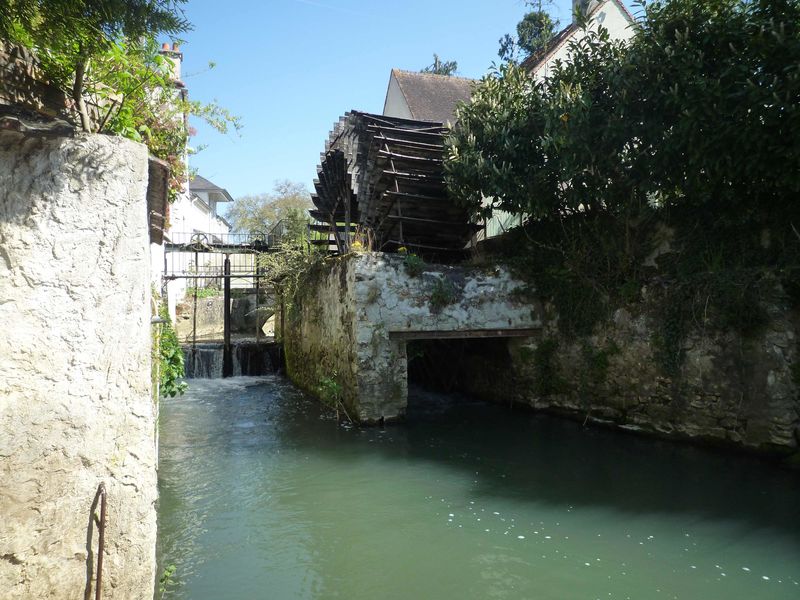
xmin=382 ymin=69 xmax=475 ymax=125
xmin=522 ymin=0 xmax=635 ymax=81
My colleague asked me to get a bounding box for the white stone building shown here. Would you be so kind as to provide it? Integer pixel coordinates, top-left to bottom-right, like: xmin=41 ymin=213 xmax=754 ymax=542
xmin=169 ymin=174 xmax=234 ymax=244
xmin=521 ymin=0 xmax=636 ymax=81
xmin=146 ymin=44 xmax=238 ymax=319
xmin=153 ymin=173 xmax=236 ymax=320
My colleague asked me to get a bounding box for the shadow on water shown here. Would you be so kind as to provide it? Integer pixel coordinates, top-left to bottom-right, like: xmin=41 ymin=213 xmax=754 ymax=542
xmin=249 ymin=382 xmax=800 ymax=537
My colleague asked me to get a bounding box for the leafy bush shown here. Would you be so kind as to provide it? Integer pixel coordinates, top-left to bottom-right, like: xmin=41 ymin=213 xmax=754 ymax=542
xmin=445 ymin=0 xmax=800 ymax=350
xmin=317 ymin=375 xmax=342 ymax=406
xmin=403 ymin=253 xmax=425 ymax=277
xmin=447 ymin=0 xmax=800 ymax=222
xmin=429 ymin=278 xmax=458 ymax=312
xmin=157 ymin=306 xmax=187 ymax=398
xmin=185 ymin=287 xmax=221 ymax=299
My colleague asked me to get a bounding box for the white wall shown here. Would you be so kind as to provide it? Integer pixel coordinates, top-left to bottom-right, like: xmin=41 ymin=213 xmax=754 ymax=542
xmin=168 ymin=191 xmax=230 ymax=244
xmin=531 ymin=0 xmax=634 ymax=82
xmin=382 ymin=74 xmax=413 ymax=119
xmin=0 ymin=132 xmax=157 ymax=599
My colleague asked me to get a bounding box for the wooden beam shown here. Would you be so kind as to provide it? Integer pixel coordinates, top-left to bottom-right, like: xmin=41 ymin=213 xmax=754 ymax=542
xmin=389 ymin=328 xmax=540 ymax=341
xmin=383 ymin=239 xmax=469 ymax=252
xmin=308 ymin=223 xmax=356 ymax=233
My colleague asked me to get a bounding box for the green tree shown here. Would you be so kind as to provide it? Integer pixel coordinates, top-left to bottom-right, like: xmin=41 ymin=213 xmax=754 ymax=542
xmin=1 ymin=0 xmax=189 ymax=131
xmin=447 ymin=0 xmax=800 ymax=338
xmin=498 ymin=1 xmax=558 ymax=63
xmin=421 ymin=53 xmax=458 ymax=76
xmin=451 ymin=0 xmax=800 ymax=222
xmin=257 ymin=232 xmax=326 ymax=343
xmin=2 ymin=0 xmax=242 ymax=199
xmin=226 ymin=180 xmax=312 ymax=235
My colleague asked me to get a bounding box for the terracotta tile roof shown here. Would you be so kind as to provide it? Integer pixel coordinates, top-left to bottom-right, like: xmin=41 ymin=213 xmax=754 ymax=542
xmin=389 ymin=69 xmax=476 ymax=124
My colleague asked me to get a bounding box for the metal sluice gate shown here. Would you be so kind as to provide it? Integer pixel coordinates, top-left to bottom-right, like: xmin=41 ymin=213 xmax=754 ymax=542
xmin=162 ymin=226 xmax=284 ymax=377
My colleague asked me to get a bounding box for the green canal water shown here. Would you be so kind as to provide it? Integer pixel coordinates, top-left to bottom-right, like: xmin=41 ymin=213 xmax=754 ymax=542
xmin=156 ymin=376 xmax=800 ymax=599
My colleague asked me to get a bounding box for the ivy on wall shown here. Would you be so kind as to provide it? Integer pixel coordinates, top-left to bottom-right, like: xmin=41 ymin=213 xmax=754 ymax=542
xmin=156 ymin=304 xmax=187 ymax=398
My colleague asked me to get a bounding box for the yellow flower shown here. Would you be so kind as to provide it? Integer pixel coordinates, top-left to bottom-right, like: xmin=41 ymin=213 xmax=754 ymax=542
xmin=397 ymin=246 xmax=408 ymax=254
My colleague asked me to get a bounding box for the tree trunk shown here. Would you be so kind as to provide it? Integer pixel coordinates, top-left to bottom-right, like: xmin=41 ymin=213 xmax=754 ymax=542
xmin=72 ymin=55 xmax=92 ymax=133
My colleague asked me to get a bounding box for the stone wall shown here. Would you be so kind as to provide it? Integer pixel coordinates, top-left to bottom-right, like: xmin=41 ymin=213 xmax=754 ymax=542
xmin=286 ymin=252 xmax=799 ymax=457
xmin=285 ymin=257 xmax=360 ymax=415
xmin=0 ymin=132 xmax=157 ymax=598
xmin=285 ymin=253 xmax=541 ymax=422
xmin=417 ymin=286 xmax=799 ymax=456
xmin=175 ymin=293 xmax=272 ymax=341
xmin=496 ymin=296 xmax=800 ymax=455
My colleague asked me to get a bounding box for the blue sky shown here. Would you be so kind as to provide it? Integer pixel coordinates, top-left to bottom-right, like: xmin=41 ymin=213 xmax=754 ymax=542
xmin=178 ymin=0 xmax=635 ymax=202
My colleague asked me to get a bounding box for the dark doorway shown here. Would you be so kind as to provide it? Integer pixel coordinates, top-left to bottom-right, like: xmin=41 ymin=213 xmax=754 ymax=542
xmin=406 ymin=337 xmax=515 ymax=399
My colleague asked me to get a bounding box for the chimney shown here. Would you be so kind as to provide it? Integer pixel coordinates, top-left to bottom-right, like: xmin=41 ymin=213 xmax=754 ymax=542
xmin=573 ymin=0 xmax=591 ymax=23
xmin=158 ymin=42 xmax=183 ymax=83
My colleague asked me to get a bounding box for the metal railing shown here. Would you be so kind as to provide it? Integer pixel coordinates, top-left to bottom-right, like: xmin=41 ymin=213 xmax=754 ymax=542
xmin=166 ymin=219 xmax=290 ymax=250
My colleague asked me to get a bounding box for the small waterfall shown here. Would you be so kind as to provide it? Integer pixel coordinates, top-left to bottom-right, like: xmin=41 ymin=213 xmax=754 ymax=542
xmin=183 ymin=342 xmax=280 ymax=378
xmin=183 ymin=344 xmax=224 ymax=378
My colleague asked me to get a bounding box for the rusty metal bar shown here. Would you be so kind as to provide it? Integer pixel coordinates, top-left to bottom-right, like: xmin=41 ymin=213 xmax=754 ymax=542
xmin=93 ymin=482 xmax=107 ymax=600
xmin=254 ymin=264 xmax=261 ymax=343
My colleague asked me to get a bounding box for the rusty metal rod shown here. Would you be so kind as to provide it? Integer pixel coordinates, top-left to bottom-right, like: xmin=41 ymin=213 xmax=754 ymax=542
xmin=94 ymin=482 xmax=107 ymax=600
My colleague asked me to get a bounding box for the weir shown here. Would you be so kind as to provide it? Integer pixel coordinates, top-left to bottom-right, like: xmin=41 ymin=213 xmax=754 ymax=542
xmin=164 ymin=226 xmax=286 ymax=378
xmin=183 ymin=341 xmax=282 ymax=378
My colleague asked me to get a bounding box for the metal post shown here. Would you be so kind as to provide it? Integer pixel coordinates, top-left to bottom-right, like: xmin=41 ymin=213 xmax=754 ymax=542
xmin=254 ymin=261 xmax=260 ymax=343
xmin=280 ymin=291 xmax=285 ymax=343
xmin=223 ymin=255 xmax=233 ymax=377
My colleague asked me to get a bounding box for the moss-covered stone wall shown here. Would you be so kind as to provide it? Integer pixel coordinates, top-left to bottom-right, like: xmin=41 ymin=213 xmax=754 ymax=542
xmin=284 ymin=256 xmax=361 ymax=417
xmin=284 ymin=253 xmax=541 ymax=422
xmin=456 ymin=291 xmax=800 ymax=458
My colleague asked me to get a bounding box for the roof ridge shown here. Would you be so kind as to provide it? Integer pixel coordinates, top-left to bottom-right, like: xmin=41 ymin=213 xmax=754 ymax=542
xmin=392 ymin=68 xmax=477 ymax=84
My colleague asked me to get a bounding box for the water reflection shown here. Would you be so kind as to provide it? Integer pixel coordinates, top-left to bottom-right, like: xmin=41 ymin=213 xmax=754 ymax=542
xmin=157 ymin=377 xmax=800 ymax=599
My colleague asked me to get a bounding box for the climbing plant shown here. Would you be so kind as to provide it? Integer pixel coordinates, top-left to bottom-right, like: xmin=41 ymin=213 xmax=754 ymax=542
xmin=157 ymin=305 xmax=187 ymax=398
xmin=257 ymin=235 xmax=327 ymax=328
